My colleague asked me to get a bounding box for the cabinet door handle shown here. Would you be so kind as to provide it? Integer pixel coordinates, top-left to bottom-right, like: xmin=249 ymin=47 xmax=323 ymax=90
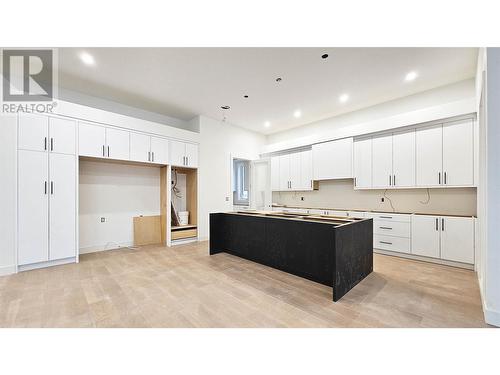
xmin=107 ymin=146 xmax=110 ymax=157
xmin=380 ymin=241 xmax=393 ymax=245
xmin=102 ymin=145 xmax=105 ymax=157
xmin=442 ymin=218 xmax=445 ymax=231
xmin=438 ymin=172 xmax=441 ymax=184
xmin=444 ymin=172 xmax=447 ymax=185
xmin=152 ymin=152 xmax=154 ymax=162
xmin=50 ymin=181 xmax=54 ymax=195
xmin=354 ymin=177 xmax=357 ymax=187
xmin=389 ymin=175 xmax=392 ymax=186
xmin=379 ymin=226 xmax=393 ymax=230
xmin=44 ymin=137 xmax=47 ymax=151
xmin=148 ymin=151 xmax=151 ymax=161
xmin=50 ymin=138 xmax=54 ymax=151
xmin=44 ymin=181 xmax=47 ymax=195
xmin=393 ymin=174 xmax=396 ymax=186
xmin=435 ymin=218 xmax=438 ymax=231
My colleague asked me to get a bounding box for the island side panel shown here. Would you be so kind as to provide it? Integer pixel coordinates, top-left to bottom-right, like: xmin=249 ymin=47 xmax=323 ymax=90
xmin=332 ymin=219 xmax=373 ymax=301
xmin=209 ymin=213 xmax=227 ymax=255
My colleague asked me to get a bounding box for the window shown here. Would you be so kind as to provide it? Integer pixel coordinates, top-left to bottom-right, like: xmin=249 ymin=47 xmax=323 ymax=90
xmin=233 ymin=158 xmax=250 ymax=206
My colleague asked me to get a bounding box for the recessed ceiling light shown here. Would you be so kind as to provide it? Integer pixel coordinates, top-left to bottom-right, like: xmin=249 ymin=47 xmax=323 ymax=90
xmin=339 ymin=93 xmax=349 ymax=103
xmin=405 ymin=71 xmax=418 ymax=82
xmin=79 ymin=52 xmax=95 ymax=66
xmin=321 ymin=53 xmax=329 ymax=59
xmin=221 ymin=105 xmax=230 ymax=110
xmin=293 ymin=110 xmax=301 ymax=118
xmin=264 ymin=121 xmax=271 ymax=128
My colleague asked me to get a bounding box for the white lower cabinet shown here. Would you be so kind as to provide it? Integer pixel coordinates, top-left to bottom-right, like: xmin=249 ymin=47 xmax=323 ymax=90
xmin=367 ymin=212 xmax=411 ymax=254
xmin=17 ymin=150 xmax=76 ymax=266
xmin=411 ymin=215 xmax=474 ymax=264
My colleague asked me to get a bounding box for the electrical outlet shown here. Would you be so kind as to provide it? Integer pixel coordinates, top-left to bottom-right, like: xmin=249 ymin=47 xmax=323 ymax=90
xmin=100 ymin=217 xmax=106 ymax=223
xmin=380 ymin=197 xmax=385 ymax=203
xmin=301 ymin=197 xmax=304 ymax=201
xmin=225 ymin=197 xmax=229 ymax=201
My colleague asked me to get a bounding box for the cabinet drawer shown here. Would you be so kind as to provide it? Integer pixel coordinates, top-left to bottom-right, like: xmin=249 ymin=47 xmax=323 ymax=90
xmin=374 ymin=235 xmax=411 ymax=253
xmin=373 ymin=220 xmax=410 ymax=237
xmin=366 ymin=212 xmax=411 ymax=223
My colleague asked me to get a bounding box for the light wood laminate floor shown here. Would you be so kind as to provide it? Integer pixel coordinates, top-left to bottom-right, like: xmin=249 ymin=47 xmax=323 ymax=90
xmin=0 ymin=241 xmax=488 ymax=328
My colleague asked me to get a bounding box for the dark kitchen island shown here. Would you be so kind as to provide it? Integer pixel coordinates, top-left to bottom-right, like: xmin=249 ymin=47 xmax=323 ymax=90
xmin=209 ymin=211 xmax=373 ymax=301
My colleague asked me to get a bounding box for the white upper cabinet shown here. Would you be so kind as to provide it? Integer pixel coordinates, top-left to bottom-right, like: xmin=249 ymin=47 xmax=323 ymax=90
xmin=372 ymin=134 xmax=393 ymax=188
xmin=130 ymin=133 xmax=151 ymax=163
xmin=270 ymin=156 xmax=280 ymax=191
xmin=170 ymin=140 xmax=198 ymax=168
xmin=279 ymin=154 xmax=291 ymax=190
xmin=185 ymin=143 xmax=198 ymax=168
xmin=18 ymin=113 xmax=48 ymax=152
xmin=442 ymin=119 xmax=474 ymax=186
xmin=392 ymin=130 xmax=415 ymax=187
xmin=289 ymin=152 xmax=301 ymax=190
xmin=440 ymin=216 xmax=474 ymax=264
xmin=105 ymin=128 xmax=129 ymax=160
xmin=416 ymin=124 xmax=443 ymax=187
xmin=353 ymin=137 xmax=372 ymax=188
xmin=299 ymin=150 xmax=313 ymax=190
xmin=49 ymin=117 xmax=76 ymax=155
xmin=79 ymin=122 xmax=106 ymax=158
xmin=312 ymin=137 xmax=353 ymax=180
xmin=150 ymin=137 xmax=169 ymax=164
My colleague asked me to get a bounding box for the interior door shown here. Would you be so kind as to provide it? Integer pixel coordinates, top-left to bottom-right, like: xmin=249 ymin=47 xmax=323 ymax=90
xmin=416 ymin=124 xmax=443 ymax=187
xmin=392 ymin=130 xmax=416 ymax=187
xmin=150 ymin=137 xmax=169 ymax=164
xmin=78 ymin=122 xmax=106 ymax=158
xmin=251 ymin=159 xmax=271 ymax=210
xmin=18 ymin=113 xmax=48 ymax=152
xmin=440 ymin=217 xmax=474 ymax=263
xmin=49 ymin=153 xmax=76 ymax=260
xmin=185 ymin=143 xmax=198 ymax=168
xmin=442 ymin=119 xmax=474 ymax=186
xmin=106 ymin=128 xmax=130 ymax=160
xmin=279 ymin=154 xmax=290 ymax=190
xmin=130 ymin=133 xmax=151 ymax=162
xmin=353 ymin=137 xmax=372 ymax=188
xmin=49 ymin=117 xmax=76 ymax=155
xmin=411 ymin=215 xmax=440 ymax=258
xmin=18 ymin=150 xmax=49 ymax=265
xmin=170 ymin=140 xmax=186 ymax=166
xmin=372 ymin=134 xmax=393 ymax=188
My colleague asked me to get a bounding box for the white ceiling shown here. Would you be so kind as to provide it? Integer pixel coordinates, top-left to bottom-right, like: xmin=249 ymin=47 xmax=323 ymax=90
xmin=58 ymin=48 xmax=478 ymax=134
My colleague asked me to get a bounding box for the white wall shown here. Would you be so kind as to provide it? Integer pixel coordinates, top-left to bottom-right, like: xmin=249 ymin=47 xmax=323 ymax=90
xmin=79 ymin=160 xmax=160 ymax=253
xmin=198 ymin=116 xmax=266 ymax=240
xmin=0 ymin=114 xmax=17 ymax=275
xmin=483 ymin=48 xmax=500 ymax=326
xmin=274 ymin=180 xmax=477 ymax=217
xmin=265 ymin=79 xmax=476 ymax=153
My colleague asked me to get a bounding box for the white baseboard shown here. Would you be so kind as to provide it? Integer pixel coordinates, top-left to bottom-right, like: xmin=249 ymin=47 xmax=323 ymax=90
xmin=0 ymin=264 xmax=16 ymax=276
xmin=374 ymin=249 xmax=474 ymax=270
xmin=18 ymin=257 xmax=76 ymax=272
xmin=79 ymin=241 xmax=135 ymax=254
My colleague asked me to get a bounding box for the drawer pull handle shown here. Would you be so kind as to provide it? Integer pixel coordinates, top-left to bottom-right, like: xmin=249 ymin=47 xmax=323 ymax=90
xmin=379 ymin=226 xmax=393 ymax=230
xmin=379 ymin=216 xmax=393 ymax=219
xmin=380 ymin=241 xmax=393 ymax=245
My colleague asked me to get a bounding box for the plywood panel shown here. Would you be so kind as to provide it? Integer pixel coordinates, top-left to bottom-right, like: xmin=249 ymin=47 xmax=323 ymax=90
xmin=133 ymin=215 xmax=161 ymax=246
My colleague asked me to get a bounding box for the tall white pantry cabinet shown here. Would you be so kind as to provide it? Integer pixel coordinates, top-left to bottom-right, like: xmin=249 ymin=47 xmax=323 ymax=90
xmin=17 ymin=113 xmax=77 ymax=269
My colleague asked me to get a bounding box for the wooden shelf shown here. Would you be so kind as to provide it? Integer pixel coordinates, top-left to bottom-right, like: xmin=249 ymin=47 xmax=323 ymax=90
xmin=171 ymin=225 xmax=197 ymax=231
